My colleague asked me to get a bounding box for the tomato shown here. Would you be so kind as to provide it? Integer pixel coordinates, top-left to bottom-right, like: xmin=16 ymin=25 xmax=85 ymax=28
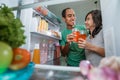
xmin=9 ymin=48 xmax=31 ymax=70
xmin=0 ymin=41 xmax=13 ymax=73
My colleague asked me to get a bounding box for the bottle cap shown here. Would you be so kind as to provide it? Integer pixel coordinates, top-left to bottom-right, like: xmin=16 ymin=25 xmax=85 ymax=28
xmin=35 ymin=44 xmax=39 ymax=49
xmin=55 ymin=42 xmax=59 ymax=46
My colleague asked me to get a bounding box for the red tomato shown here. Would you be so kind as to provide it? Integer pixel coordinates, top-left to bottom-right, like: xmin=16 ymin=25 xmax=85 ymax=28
xmin=9 ymin=48 xmax=31 ymax=70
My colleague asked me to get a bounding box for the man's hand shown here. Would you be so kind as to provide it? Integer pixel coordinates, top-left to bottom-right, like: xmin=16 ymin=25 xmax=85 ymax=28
xmin=67 ymin=33 xmax=74 ymax=43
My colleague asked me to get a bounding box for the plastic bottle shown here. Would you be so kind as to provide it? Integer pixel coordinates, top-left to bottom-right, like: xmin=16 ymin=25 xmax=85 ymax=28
xmin=32 ymin=44 xmax=40 ymax=64
xmin=54 ymin=42 xmax=60 ymax=59
xmin=48 ymin=41 xmax=52 ymax=61
xmin=47 ymin=40 xmax=55 ymax=61
xmin=54 ymin=42 xmax=60 ymax=65
xmin=40 ymin=40 xmax=48 ymax=64
xmin=51 ymin=42 xmax=55 ymax=60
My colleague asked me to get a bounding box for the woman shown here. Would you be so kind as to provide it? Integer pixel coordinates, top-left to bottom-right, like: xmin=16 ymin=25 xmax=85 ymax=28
xmin=78 ymin=10 xmax=105 ymax=66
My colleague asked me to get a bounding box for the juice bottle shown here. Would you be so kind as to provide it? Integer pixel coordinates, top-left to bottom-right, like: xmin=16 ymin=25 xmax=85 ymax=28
xmin=32 ymin=44 xmax=40 ymax=64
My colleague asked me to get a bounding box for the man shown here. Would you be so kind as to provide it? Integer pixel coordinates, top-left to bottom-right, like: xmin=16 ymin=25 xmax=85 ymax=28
xmin=59 ymin=8 xmax=86 ymax=67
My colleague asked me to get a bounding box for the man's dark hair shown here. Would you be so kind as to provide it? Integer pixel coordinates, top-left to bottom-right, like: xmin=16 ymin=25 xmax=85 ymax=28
xmin=61 ymin=8 xmax=71 ymax=18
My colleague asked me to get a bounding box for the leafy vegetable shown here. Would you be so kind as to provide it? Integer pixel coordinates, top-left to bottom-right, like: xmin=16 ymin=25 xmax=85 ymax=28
xmin=0 ymin=4 xmax=26 ymax=48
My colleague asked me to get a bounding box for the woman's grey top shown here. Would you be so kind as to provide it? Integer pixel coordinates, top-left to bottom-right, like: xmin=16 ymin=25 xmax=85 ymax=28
xmin=85 ymin=30 xmax=104 ymax=67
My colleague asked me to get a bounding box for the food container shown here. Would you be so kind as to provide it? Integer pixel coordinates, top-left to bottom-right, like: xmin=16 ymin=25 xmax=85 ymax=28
xmin=0 ymin=62 xmax=34 ymax=80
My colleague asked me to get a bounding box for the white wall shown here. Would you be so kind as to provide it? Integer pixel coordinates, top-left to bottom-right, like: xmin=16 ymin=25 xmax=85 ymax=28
xmin=100 ymin=0 xmax=120 ymax=56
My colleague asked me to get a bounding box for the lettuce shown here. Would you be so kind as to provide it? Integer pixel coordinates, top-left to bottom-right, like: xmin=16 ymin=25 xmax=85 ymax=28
xmin=0 ymin=4 xmax=26 ymax=48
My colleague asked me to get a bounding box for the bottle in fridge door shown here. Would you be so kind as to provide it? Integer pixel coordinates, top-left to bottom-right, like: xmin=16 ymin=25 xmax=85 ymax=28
xmin=54 ymin=42 xmax=61 ymax=59
xmin=32 ymin=43 xmax=40 ymax=64
xmin=40 ymin=40 xmax=48 ymax=64
xmin=47 ymin=40 xmax=55 ymax=61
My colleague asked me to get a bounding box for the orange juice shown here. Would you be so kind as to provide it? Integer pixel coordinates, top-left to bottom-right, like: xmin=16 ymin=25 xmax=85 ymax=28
xmin=32 ymin=44 xmax=40 ymax=64
xmin=79 ymin=29 xmax=87 ymax=40
xmin=79 ymin=34 xmax=87 ymax=40
xmin=73 ymin=31 xmax=80 ymax=43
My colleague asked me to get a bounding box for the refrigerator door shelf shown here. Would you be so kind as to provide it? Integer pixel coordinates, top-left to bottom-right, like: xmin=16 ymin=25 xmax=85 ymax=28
xmin=30 ymin=65 xmax=85 ymax=80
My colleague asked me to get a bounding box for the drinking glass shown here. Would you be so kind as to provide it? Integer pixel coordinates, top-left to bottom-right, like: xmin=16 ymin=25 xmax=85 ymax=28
xmin=79 ymin=29 xmax=87 ymax=40
xmin=72 ymin=28 xmax=80 ymax=43
xmin=72 ymin=27 xmax=87 ymax=43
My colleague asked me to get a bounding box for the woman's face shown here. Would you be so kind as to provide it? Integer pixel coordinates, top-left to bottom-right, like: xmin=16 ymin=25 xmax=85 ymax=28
xmin=85 ymin=14 xmax=95 ymax=31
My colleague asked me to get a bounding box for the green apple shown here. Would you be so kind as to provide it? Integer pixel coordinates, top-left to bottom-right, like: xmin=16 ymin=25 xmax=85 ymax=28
xmin=0 ymin=41 xmax=13 ymax=74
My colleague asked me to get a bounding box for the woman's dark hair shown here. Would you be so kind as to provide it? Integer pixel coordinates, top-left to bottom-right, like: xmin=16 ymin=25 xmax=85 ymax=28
xmin=85 ymin=10 xmax=102 ymax=38
xmin=62 ymin=8 xmax=71 ymax=18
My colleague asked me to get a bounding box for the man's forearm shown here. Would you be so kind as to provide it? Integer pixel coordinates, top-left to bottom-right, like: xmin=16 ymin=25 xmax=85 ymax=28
xmin=61 ymin=42 xmax=70 ymax=56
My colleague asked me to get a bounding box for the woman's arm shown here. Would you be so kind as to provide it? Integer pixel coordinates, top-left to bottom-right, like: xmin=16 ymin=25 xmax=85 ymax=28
xmin=85 ymin=42 xmax=105 ymax=57
xmin=78 ymin=38 xmax=105 ymax=57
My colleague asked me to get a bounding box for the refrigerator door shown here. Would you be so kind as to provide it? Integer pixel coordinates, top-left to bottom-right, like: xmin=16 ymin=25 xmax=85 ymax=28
xmin=100 ymin=0 xmax=120 ymax=56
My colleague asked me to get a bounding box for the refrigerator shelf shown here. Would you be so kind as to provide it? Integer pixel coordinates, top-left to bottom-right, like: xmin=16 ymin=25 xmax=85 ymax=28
xmin=30 ymin=64 xmax=85 ymax=80
xmin=31 ymin=32 xmax=61 ymax=40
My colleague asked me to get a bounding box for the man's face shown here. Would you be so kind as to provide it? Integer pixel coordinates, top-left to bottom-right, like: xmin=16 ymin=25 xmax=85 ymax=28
xmin=63 ymin=9 xmax=76 ymax=27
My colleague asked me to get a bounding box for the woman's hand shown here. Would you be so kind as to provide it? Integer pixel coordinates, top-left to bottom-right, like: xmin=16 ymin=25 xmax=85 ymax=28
xmin=78 ymin=38 xmax=105 ymax=57
xmin=78 ymin=38 xmax=86 ymax=49
xmin=78 ymin=38 xmax=91 ymax=49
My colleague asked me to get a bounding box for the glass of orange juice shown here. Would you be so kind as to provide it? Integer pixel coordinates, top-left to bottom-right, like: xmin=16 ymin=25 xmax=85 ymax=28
xmin=72 ymin=28 xmax=81 ymax=43
xmin=79 ymin=29 xmax=87 ymax=40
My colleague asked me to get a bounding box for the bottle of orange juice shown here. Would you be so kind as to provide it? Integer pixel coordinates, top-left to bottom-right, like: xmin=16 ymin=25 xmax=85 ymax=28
xmin=32 ymin=44 xmax=40 ymax=64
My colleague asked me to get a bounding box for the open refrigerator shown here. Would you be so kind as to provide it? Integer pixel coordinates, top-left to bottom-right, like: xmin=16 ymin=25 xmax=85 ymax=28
xmin=1 ymin=0 xmax=120 ymax=80
xmin=0 ymin=0 xmax=84 ymax=80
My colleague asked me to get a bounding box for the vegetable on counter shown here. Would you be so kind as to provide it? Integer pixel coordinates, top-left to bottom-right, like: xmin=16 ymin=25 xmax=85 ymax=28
xmin=0 ymin=41 xmax=13 ymax=74
xmin=0 ymin=4 xmax=26 ymax=48
xmin=9 ymin=48 xmax=31 ymax=70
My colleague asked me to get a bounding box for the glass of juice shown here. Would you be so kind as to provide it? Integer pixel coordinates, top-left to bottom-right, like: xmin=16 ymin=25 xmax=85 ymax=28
xmin=79 ymin=29 xmax=87 ymax=40
xmin=72 ymin=28 xmax=80 ymax=43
